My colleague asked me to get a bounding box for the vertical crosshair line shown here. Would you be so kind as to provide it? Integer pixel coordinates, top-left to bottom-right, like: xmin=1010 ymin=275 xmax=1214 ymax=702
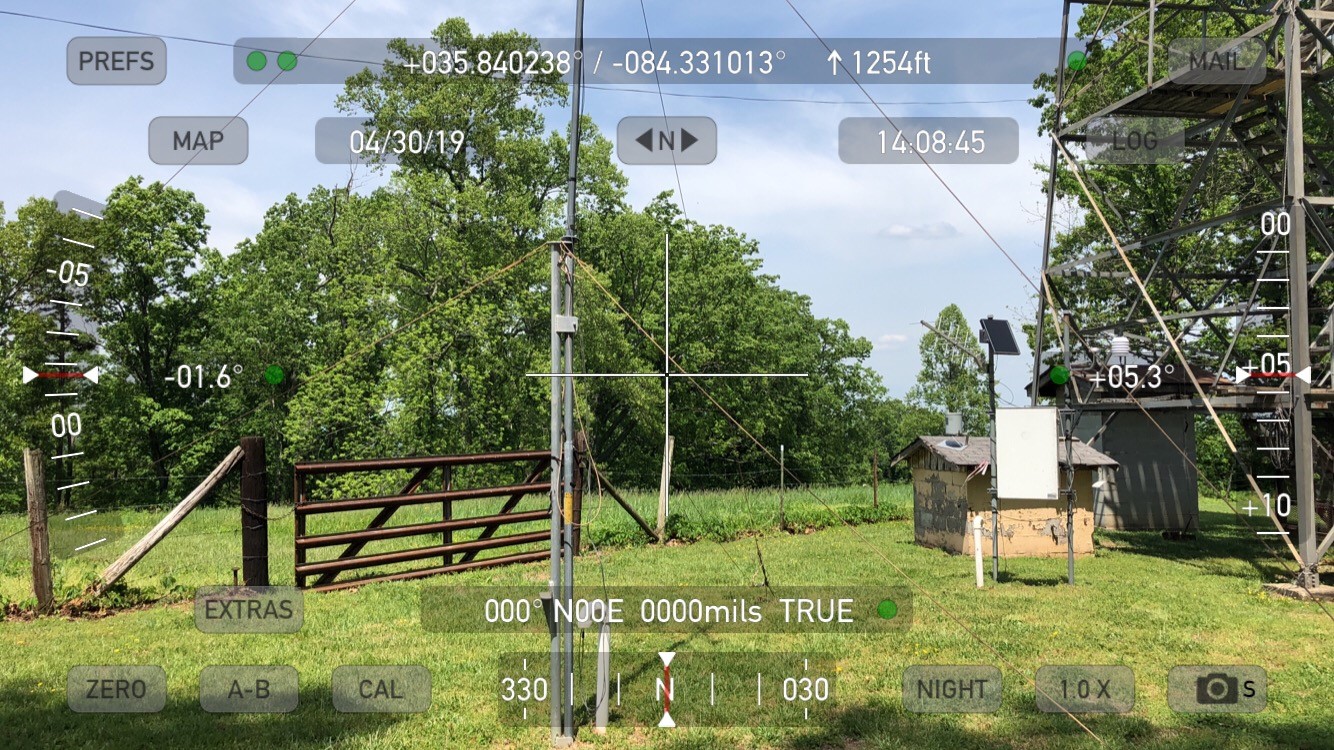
xmin=664 ymin=232 xmax=671 ymax=444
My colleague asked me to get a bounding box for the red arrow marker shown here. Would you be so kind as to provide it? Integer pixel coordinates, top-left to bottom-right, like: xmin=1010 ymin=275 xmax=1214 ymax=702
xmin=21 ymin=366 xmax=101 ymax=384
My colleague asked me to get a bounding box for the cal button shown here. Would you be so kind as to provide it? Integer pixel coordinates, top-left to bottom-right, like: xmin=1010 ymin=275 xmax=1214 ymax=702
xmin=67 ymin=37 xmax=166 ymax=85
xmin=332 ymin=665 xmax=431 ymax=713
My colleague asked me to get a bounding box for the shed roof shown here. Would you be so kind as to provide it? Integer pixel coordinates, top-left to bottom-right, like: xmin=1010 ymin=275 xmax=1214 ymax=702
xmin=890 ymin=436 xmax=1118 ymax=469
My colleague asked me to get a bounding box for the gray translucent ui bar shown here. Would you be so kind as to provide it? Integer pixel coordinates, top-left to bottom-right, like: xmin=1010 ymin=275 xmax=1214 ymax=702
xmin=840 ymin=117 xmax=1019 ymax=165
xmin=67 ymin=666 xmax=167 ymax=713
xmin=67 ymin=37 xmax=166 ymax=85
xmin=234 ymin=37 xmax=1074 ymax=85
xmin=148 ymin=117 xmax=249 ymax=166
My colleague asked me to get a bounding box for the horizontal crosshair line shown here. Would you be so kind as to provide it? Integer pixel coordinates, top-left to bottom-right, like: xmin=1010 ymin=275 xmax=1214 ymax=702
xmin=525 ymin=372 xmax=807 ymax=378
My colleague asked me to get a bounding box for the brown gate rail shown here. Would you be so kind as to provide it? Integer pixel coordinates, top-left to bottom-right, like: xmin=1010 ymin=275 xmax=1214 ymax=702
xmin=294 ymin=450 xmax=570 ymax=592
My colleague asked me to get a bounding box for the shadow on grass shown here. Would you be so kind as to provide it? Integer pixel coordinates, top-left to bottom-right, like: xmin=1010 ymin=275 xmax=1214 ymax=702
xmin=1098 ymin=507 xmax=1293 ymax=581
xmin=0 ymin=680 xmax=406 ymax=750
xmin=753 ymin=697 xmax=1334 ymax=750
xmin=995 ymin=572 xmax=1067 ymax=587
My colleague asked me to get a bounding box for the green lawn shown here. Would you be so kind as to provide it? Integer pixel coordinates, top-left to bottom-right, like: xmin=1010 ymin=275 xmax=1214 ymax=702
xmin=0 ymin=488 xmax=1330 ymax=749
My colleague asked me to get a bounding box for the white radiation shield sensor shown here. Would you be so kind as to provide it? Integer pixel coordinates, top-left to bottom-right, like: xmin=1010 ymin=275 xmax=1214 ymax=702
xmin=995 ymin=407 xmax=1059 ymax=500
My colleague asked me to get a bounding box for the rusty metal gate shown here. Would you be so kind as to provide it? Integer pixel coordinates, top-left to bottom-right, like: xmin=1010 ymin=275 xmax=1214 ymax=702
xmin=293 ymin=450 xmax=575 ymax=592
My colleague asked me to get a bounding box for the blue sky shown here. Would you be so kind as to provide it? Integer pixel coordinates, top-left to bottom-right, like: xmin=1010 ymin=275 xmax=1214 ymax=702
xmin=0 ymin=0 xmax=1076 ymax=401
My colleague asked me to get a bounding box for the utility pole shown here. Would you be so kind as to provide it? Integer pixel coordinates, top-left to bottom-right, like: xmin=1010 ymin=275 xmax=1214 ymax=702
xmin=548 ymin=1 xmax=586 ymax=745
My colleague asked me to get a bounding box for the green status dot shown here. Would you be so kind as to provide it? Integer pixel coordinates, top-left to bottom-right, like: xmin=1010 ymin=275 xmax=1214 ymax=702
xmin=876 ymin=599 xmax=898 ymax=620
xmin=1051 ymin=365 xmax=1071 ymax=385
xmin=246 ymin=51 xmax=267 ymax=71
xmin=1067 ymin=51 xmax=1088 ymax=71
xmin=277 ymin=51 xmax=299 ymax=71
xmin=263 ymin=365 xmax=286 ymax=385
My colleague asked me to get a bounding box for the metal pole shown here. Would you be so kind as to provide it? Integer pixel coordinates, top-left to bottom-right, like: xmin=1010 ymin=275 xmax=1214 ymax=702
xmin=1284 ymin=3 xmax=1319 ymax=588
xmin=1032 ymin=0 xmax=1072 ymax=405
xmin=1062 ymin=315 xmax=1076 ymax=586
xmin=548 ymin=241 xmax=564 ymax=744
xmin=779 ymin=444 xmax=785 ymax=528
xmin=561 ymin=249 xmax=576 ymax=739
xmin=988 ymin=345 xmax=999 ymax=583
xmin=1147 ymin=0 xmax=1157 ymax=85
xmin=552 ymin=1 xmax=586 ymax=741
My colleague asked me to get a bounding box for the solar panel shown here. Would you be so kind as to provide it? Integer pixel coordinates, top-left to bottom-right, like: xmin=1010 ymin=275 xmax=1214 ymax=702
xmin=979 ymin=317 xmax=1021 ymax=356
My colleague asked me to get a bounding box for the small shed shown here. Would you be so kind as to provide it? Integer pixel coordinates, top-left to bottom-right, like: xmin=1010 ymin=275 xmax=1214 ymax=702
xmin=1029 ymin=364 xmax=1203 ymax=532
xmin=891 ymin=436 xmax=1119 ymax=558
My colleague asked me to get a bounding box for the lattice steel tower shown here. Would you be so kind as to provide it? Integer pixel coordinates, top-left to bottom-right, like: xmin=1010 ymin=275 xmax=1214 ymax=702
xmin=1035 ymin=0 xmax=1334 ymax=588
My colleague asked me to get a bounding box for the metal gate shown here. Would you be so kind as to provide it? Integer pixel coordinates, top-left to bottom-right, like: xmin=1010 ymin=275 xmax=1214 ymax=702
xmin=293 ymin=450 xmax=566 ymax=592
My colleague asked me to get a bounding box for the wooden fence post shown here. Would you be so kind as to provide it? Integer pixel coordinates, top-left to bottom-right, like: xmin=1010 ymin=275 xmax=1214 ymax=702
xmin=24 ymin=448 xmax=54 ymax=614
xmin=873 ymin=450 xmax=880 ymax=509
xmin=656 ymin=436 xmax=675 ymax=542
xmin=90 ymin=445 xmax=242 ymax=598
xmin=240 ymin=437 xmax=269 ymax=587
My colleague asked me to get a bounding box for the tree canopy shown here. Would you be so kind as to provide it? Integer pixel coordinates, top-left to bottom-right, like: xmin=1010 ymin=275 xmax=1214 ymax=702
xmin=0 ymin=18 xmax=943 ymax=510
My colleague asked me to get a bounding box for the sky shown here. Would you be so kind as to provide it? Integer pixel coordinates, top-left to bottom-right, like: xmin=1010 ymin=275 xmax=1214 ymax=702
xmin=0 ymin=0 xmax=1078 ymax=403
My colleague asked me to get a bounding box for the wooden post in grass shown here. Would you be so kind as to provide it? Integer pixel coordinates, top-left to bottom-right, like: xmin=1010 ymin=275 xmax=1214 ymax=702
xmin=779 ymin=444 xmax=786 ymax=529
xmin=89 ymin=445 xmax=242 ymax=598
xmin=24 ymin=448 xmax=54 ymax=614
xmin=240 ymin=437 xmax=269 ymax=587
xmin=872 ymin=451 xmax=879 ymax=509
xmin=656 ymin=436 xmax=674 ymax=541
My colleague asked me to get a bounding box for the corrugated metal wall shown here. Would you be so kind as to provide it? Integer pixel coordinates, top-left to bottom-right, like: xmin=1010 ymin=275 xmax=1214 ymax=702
xmin=1080 ymin=411 xmax=1200 ymax=531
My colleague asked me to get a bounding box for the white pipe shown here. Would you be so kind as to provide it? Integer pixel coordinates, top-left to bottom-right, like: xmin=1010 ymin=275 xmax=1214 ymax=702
xmin=593 ymin=619 xmax=610 ymax=734
xmin=973 ymin=515 xmax=985 ymax=588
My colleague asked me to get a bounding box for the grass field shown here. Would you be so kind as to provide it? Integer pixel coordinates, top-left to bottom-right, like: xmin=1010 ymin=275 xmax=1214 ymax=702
xmin=1 ymin=487 xmax=1331 ymax=749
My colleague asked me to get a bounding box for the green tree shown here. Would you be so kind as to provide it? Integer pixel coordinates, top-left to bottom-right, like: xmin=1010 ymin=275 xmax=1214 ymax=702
xmin=0 ymin=199 xmax=94 ymax=510
xmin=82 ymin=177 xmax=219 ymax=502
xmin=908 ymin=304 xmax=987 ymax=433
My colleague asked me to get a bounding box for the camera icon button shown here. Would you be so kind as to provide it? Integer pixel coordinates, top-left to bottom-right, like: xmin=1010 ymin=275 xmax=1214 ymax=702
xmin=1168 ymin=666 xmax=1267 ymax=713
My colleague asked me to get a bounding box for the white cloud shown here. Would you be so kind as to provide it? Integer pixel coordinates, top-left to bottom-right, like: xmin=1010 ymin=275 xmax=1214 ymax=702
xmin=878 ymin=222 xmax=959 ymax=240
xmin=876 ymin=332 xmax=911 ymax=350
